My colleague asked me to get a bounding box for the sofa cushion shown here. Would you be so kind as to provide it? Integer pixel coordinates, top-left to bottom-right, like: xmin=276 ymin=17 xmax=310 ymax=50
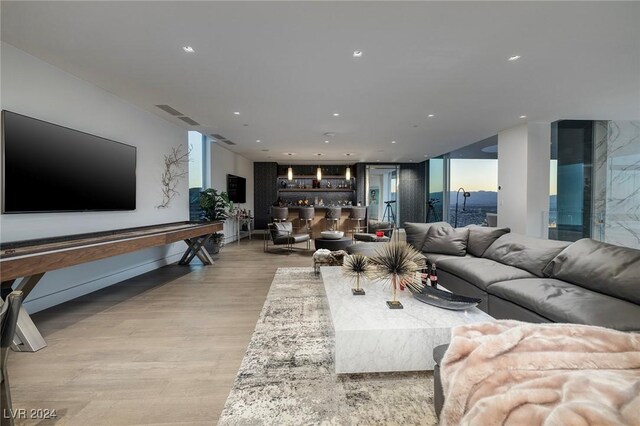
xmin=422 ymin=227 xmax=469 ymax=256
xmin=436 ymin=257 xmax=535 ymax=291
xmin=404 ymin=222 xmax=452 ymax=250
xmin=488 ymin=278 xmax=640 ymax=332
xmin=465 ymin=225 xmax=511 ymax=257
xmin=542 ymin=238 xmax=640 ymax=305
xmin=483 ymin=233 xmax=570 ymax=277
xmin=424 ymin=253 xmax=474 ymax=265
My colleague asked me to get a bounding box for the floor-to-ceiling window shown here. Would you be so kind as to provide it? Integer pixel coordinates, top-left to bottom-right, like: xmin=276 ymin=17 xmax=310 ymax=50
xmin=188 ymin=131 xmax=206 ymax=220
xmin=549 ymin=120 xmax=593 ymax=241
xmin=447 ymin=137 xmax=498 ymax=228
xmin=427 ymin=157 xmax=445 ymax=223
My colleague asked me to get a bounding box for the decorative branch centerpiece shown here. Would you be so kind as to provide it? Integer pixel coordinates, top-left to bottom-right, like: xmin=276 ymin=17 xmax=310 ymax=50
xmin=369 ymin=242 xmax=426 ymax=309
xmin=342 ymin=254 xmax=374 ymax=296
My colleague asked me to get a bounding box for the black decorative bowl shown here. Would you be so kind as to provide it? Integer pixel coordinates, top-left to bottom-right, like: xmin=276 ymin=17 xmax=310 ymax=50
xmin=410 ymin=286 xmax=481 ymax=311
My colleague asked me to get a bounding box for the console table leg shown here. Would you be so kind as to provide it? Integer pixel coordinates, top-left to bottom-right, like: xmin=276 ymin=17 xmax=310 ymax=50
xmin=12 ymin=306 xmax=47 ymax=352
xmin=179 ymin=235 xmax=214 ymax=266
xmin=6 ymin=273 xmax=48 ymax=352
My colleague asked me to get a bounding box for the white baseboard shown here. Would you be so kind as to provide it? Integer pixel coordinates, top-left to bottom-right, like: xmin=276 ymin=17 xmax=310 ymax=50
xmin=23 ymin=251 xmax=184 ymax=314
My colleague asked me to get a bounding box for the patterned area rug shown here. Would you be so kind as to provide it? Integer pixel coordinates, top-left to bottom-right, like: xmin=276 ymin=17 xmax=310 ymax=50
xmin=218 ymin=267 xmax=437 ymax=425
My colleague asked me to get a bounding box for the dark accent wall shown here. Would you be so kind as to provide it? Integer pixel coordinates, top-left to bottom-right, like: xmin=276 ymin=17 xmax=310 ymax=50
xmin=398 ymin=162 xmax=427 ymax=224
xmin=253 ymin=162 xmax=278 ymax=229
xmin=355 ymin=163 xmax=366 ymax=205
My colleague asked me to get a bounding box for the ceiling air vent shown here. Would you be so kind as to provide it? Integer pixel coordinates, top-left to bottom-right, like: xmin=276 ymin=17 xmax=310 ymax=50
xmin=178 ymin=116 xmax=200 ymax=126
xmin=220 ymin=139 xmax=236 ymax=146
xmin=210 ymin=134 xmax=226 ymax=140
xmin=155 ymin=104 xmax=184 ymax=116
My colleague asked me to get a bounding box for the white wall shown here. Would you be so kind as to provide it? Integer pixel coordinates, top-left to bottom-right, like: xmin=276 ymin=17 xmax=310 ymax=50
xmin=497 ymin=125 xmax=528 ymax=234
xmin=209 ymin=142 xmax=254 ymax=242
xmin=1 ymin=43 xmax=189 ymax=313
xmin=526 ymin=122 xmax=551 ymax=237
xmin=497 ymin=122 xmax=551 ymax=237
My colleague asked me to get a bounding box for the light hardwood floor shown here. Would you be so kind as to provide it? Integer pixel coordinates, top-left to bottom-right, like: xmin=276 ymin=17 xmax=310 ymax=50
xmin=8 ymin=238 xmax=313 ymax=425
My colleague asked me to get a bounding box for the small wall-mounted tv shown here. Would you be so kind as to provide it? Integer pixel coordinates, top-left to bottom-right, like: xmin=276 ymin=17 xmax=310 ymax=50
xmin=2 ymin=110 xmax=137 ymax=213
xmin=227 ymin=174 xmax=246 ymax=203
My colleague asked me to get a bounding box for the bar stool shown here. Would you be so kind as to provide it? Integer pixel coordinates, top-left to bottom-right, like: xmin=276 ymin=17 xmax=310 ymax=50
xmin=348 ymin=206 xmax=367 ymax=237
xmin=325 ymin=207 xmax=341 ymax=231
xmin=271 ymin=206 xmax=289 ymax=223
xmin=298 ymin=207 xmax=315 ymax=237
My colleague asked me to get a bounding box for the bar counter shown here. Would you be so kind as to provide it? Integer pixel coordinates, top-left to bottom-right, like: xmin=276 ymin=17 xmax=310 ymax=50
xmin=280 ymin=206 xmax=363 ymax=237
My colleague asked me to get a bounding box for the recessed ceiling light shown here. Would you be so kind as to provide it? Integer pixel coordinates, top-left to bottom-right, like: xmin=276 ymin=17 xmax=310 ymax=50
xmin=391 ymin=140 xmax=397 ymax=144
xmin=353 ymin=50 xmax=363 ymax=58
xmin=376 ymin=160 xmax=380 ymax=162
xmin=508 ymin=55 xmax=521 ymax=61
xmin=324 ymin=140 xmax=330 ymax=144
xmin=333 ymin=113 xmax=340 ymax=117
xmin=343 ymin=153 xmax=354 ymax=156
xmin=427 ymin=114 xmax=435 ymax=118
xmin=409 ymin=160 xmax=414 ymax=162
xmin=256 ymin=139 xmax=261 ymax=143
xmin=424 ymin=154 xmax=429 ymax=158
xmin=243 ymin=124 xmax=249 ymax=127
xmin=233 ymin=111 xmax=240 ymax=115
xmin=284 ymin=152 xmax=296 ymax=156
xmin=182 ymin=46 xmax=195 ymax=53
xmin=314 ymin=153 xmax=325 ymax=156
xmin=519 ymin=115 xmax=527 ymax=119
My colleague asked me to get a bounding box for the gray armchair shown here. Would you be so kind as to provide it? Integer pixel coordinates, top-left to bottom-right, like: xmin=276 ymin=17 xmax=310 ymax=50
xmin=1 ymin=291 xmax=24 ymax=426
xmin=264 ymin=222 xmax=311 ymax=252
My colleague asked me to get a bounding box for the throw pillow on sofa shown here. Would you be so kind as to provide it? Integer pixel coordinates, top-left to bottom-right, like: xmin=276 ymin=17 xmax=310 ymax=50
xmin=465 ymin=225 xmax=511 ymax=257
xmin=422 ymin=226 xmax=469 ymax=256
xmin=483 ymin=233 xmax=570 ymax=277
xmin=404 ymin=222 xmax=452 ymax=250
xmin=543 ymin=238 xmax=640 ymax=305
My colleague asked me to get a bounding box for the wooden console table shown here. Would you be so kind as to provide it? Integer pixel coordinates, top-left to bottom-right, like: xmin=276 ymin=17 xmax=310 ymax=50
xmin=0 ymin=221 xmax=223 ymax=352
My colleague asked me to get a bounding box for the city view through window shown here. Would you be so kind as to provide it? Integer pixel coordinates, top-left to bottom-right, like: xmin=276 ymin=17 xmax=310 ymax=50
xmin=448 ymin=159 xmax=498 ymax=227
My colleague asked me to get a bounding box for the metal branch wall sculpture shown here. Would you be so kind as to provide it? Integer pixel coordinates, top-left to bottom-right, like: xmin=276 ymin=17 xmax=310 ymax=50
xmin=157 ymin=144 xmax=190 ymax=209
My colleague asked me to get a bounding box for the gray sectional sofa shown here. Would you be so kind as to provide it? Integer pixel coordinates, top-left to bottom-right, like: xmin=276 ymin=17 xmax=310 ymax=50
xmin=348 ymin=222 xmax=640 ymax=332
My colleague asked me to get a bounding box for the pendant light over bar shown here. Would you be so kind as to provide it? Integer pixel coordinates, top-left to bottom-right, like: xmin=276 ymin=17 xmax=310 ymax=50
xmin=316 ymin=166 xmax=322 ymax=181
xmin=345 ymin=165 xmax=351 ymax=180
xmin=287 ymin=166 xmax=293 ymax=180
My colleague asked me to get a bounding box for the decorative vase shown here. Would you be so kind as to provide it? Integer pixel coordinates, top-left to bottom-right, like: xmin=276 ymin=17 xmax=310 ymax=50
xmin=386 ymin=273 xmax=403 ymax=309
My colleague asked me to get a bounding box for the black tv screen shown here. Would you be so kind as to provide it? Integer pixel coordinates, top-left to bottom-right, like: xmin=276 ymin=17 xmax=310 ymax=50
xmin=2 ymin=110 xmax=136 ymax=213
xmin=227 ymin=174 xmax=246 ymax=203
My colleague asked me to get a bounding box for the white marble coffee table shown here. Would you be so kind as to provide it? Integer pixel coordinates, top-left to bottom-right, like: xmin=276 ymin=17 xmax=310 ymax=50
xmin=321 ymin=266 xmax=493 ymax=374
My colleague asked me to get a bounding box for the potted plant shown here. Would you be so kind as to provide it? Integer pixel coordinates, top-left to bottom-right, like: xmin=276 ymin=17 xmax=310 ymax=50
xmin=208 ymin=232 xmax=225 ymax=254
xmin=200 ymin=189 xmax=233 ymax=254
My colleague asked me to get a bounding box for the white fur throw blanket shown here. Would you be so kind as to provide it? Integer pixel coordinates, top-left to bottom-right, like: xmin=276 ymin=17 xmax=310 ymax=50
xmin=440 ymin=321 xmax=640 ymax=425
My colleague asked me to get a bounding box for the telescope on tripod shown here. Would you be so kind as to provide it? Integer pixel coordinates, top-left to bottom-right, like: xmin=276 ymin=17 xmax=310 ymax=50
xmin=382 ymin=200 xmax=396 ymax=223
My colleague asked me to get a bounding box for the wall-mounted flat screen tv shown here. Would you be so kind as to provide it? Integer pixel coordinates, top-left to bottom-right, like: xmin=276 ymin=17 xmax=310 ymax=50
xmin=2 ymin=110 xmax=136 ymax=213
xmin=227 ymin=174 xmax=246 ymax=204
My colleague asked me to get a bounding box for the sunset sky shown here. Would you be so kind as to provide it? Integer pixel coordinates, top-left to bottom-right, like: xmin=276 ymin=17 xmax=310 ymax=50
xmin=450 ymin=159 xmax=558 ymax=195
